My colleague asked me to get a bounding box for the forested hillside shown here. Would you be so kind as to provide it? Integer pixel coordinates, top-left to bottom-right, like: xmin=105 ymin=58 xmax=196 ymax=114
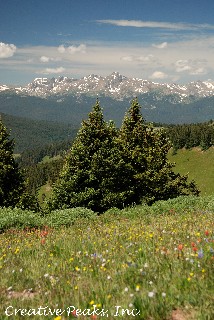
xmin=166 ymin=120 xmax=214 ymax=151
xmin=1 ymin=113 xmax=78 ymax=153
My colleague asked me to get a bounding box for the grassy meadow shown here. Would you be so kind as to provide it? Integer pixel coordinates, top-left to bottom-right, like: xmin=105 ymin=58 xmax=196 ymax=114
xmin=0 ymin=196 xmax=213 ymax=320
xmin=168 ymin=147 xmax=214 ymax=196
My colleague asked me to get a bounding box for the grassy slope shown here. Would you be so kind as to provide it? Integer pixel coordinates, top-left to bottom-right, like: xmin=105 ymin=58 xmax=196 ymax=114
xmin=168 ymin=147 xmax=214 ymax=196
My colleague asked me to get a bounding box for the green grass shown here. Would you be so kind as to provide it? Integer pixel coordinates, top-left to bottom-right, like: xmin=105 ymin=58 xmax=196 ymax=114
xmin=168 ymin=147 xmax=214 ymax=195
xmin=0 ymin=196 xmax=213 ymax=320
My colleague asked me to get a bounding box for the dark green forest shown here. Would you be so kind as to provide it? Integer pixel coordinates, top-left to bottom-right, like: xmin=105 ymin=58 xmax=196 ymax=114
xmin=1 ymin=113 xmax=78 ymax=153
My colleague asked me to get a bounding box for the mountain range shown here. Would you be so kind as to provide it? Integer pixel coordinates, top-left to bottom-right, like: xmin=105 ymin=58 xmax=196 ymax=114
xmin=1 ymin=72 xmax=214 ymax=125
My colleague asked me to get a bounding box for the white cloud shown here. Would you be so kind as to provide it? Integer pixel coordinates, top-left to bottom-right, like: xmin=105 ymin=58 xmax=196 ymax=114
xmin=40 ymin=56 xmax=50 ymax=63
xmin=175 ymin=59 xmax=207 ymax=75
xmin=175 ymin=60 xmax=191 ymax=72
xmin=58 ymin=44 xmax=86 ymax=54
xmin=39 ymin=67 xmax=65 ymax=74
xmin=190 ymin=67 xmax=206 ymax=75
xmin=39 ymin=55 xmax=61 ymax=63
xmin=68 ymin=44 xmax=86 ymax=54
xmin=58 ymin=45 xmax=66 ymax=53
xmin=121 ymin=54 xmax=157 ymax=64
xmin=152 ymin=42 xmax=168 ymax=49
xmin=97 ymin=20 xmax=214 ymax=31
xmin=0 ymin=42 xmax=16 ymax=58
xmin=1 ymin=35 xmax=214 ymax=84
xmin=150 ymin=71 xmax=168 ymax=79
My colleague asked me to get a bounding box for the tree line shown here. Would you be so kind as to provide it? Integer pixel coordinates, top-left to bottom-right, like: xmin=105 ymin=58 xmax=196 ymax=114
xmin=165 ymin=121 xmax=214 ymax=151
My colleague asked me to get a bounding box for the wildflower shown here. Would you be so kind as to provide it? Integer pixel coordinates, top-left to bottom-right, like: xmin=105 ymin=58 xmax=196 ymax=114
xmin=205 ymin=230 xmax=209 ymax=236
xmin=71 ymin=310 xmax=78 ymax=317
xmin=54 ymin=317 xmax=61 ymax=320
xmin=148 ymin=291 xmax=155 ymax=298
xmin=89 ymin=300 xmax=95 ymax=305
xmin=107 ymin=275 xmax=111 ymax=280
xmin=41 ymin=238 xmax=46 ymax=245
xmin=198 ymin=249 xmax=204 ymax=258
xmin=162 ymin=292 xmax=166 ymax=297
xmin=135 ymin=285 xmax=140 ymax=291
xmin=124 ymin=287 xmax=129 ymax=292
xmin=177 ymin=244 xmax=183 ymax=251
xmin=7 ymin=286 xmax=13 ymax=291
xmin=210 ymin=248 xmax=214 ymax=255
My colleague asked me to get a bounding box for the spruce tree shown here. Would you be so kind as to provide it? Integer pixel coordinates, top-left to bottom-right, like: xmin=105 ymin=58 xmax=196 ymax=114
xmin=0 ymin=117 xmax=40 ymax=210
xmin=119 ymin=99 xmax=199 ymax=204
xmin=0 ymin=117 xmax=25 ymax=207
xmin=48 ymin=100 xmax=134 ymax=212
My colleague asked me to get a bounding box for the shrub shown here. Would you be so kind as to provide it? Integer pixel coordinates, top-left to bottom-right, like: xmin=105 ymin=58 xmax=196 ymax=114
xmin=44 ymin=207 xmax=96 ymax=228
xmin=0 ymin=207 xmax=43 ymax=232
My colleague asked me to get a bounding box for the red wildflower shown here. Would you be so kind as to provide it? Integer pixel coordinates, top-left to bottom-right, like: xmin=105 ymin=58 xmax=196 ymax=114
xmin=178 ymin=244 xmax=183 ymax=251
xmin=41 ymin=238 xmax=46 ymax=245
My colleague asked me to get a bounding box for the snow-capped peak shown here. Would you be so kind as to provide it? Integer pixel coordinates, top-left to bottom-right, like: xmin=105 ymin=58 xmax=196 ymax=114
xmin=1 ymin=73 xmax=214 ymax=102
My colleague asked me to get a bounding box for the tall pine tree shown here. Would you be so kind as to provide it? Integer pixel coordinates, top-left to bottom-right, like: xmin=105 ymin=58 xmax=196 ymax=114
xmin=0 ymin=117 xmax=40 ymax=210
xmin=119 ymin=99 xmax=199 ymax=204
xmin=48 ymin=100 xmax=134 ymax=212
xmin=0 ymin=117 xmax=25 ymax=207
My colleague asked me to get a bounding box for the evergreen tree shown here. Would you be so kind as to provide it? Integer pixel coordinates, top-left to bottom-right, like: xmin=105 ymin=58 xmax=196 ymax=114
xmin=0 ymin=117 xmax=24 ymax=207
xmin=119 ymin=99 xmax=199 ymax=204
xmin=48 ymin=100 xmax=134 ymax=212
xmin=0 ymin=117 xmax=39 ymax=210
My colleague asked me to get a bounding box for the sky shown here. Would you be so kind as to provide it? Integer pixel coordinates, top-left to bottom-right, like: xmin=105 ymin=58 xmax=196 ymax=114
xmin=1 ymin=0 xmax=214 ymax=85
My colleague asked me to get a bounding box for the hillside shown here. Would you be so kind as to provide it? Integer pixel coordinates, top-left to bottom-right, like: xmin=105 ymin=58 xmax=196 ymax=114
xmin=1 ymin=113 xmax=77 ymax=153
xmin=168 ymin=147 xmax=214 ymax=195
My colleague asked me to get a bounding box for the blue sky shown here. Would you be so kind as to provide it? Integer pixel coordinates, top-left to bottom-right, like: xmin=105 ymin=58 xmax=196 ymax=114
xmin=1 ymin=0 xmax=214 ymax=85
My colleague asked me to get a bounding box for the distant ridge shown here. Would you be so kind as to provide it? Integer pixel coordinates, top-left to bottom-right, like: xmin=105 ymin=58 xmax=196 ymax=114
xmin=1 ymin=72 xmax=214 ymax=102
xmin=1 ymin=72 xmax=214 ymax=125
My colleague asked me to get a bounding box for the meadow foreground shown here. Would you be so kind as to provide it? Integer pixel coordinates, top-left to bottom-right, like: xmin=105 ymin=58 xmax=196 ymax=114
xmin=0 ymin=198 xmax=213 ymax=319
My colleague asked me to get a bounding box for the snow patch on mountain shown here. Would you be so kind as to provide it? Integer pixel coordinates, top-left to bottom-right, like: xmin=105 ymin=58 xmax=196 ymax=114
xmin=1 ymin=72 xmax=213 ymax=103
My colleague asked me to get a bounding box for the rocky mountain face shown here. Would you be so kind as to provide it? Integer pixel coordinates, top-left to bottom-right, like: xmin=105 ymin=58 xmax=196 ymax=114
xmin=1 ymin=72 xmax=214 ymax=125
xmin=2 ymin=72 xmax=214 ymax=103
